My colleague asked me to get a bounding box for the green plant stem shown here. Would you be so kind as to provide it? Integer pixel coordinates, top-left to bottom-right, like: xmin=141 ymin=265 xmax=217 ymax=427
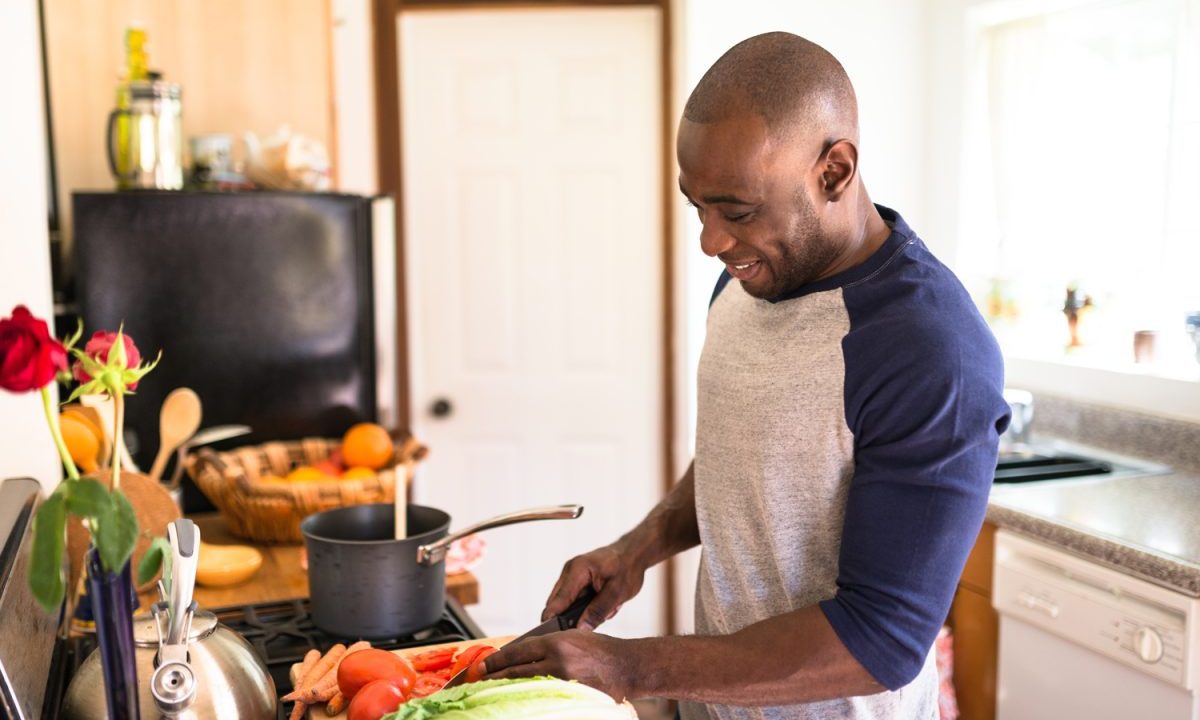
xmin=112 ymin=390 xmax=125 ymax=489
xmin=40 ymin=386 xmax=79 ymax=482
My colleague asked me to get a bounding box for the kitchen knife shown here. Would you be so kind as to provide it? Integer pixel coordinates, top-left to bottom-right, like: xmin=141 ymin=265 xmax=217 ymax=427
xmin=441 ymin=585 xmax=599 ymax=689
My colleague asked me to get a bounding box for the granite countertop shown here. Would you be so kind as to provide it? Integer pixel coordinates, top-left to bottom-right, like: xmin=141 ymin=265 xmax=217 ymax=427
xmin=986 ymin=462 xmax=1200 ymax=597
xmin=981 ymin=394 xmax=1200 ymax=597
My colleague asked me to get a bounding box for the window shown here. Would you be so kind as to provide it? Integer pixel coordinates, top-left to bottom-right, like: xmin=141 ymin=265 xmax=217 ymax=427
xmin=959 ymin=0 xmax=1200 ymax=380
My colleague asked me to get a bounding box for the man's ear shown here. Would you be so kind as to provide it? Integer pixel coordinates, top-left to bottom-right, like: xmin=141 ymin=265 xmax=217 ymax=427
xmin=817 ymin=139 xmax=858 ymax=201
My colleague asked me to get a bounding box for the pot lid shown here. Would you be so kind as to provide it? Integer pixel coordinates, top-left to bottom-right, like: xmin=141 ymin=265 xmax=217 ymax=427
xmin=132 ymin=609 xmax=218 ymax=647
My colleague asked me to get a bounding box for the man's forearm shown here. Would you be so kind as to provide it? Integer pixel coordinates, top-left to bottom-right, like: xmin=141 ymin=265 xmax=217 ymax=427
xmin=624 ymin=604 xmax=882 ymax=705
xmin=614 ymin=461 xmax=699 ymax=571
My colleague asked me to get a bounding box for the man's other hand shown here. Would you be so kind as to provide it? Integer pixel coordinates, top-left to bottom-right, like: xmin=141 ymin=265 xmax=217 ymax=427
xmin=543 ymin=544 xmax=645 ymax=630
xmin=480 ymin=630 xmax=635 ymax=701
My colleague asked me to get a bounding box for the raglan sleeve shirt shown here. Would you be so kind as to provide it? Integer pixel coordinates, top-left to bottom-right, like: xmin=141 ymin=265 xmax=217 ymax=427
xmin=817 ymin=255 xmax=1011 ymax=691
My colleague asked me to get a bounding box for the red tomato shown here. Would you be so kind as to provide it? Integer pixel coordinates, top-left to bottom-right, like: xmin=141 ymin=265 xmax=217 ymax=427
xmin=449 ymin=644 xmax=496 ymax=678
xmin=410 ymin=648 xmax=455 ymax=672
xmin=411 ymin=673 xmax=446 ymax=698
xmin=338 ymin=649 xmax=417 ymax=700
xmin=464 ymin=647 xmax=497 ymax=683
xmin=347 ymin=679 xmax=405 ymax=720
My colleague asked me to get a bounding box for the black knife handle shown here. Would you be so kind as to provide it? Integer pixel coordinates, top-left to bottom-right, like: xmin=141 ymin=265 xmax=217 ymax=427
xmin=558 ymin=585 xmax=599 ymax=630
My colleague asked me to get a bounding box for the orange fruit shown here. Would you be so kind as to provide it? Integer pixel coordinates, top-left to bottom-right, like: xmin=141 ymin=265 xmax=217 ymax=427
xmin=341 ymin=466 xmax=376 ymax=481
xmin=60 ymin=413 xmax=100 ymax=473
xmin=286 ymin=466 xmax=326 ymax=483
xmin=341 ymin=423 xmax=393 ymax=470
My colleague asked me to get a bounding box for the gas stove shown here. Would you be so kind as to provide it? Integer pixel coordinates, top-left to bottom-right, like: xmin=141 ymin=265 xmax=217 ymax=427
xmin=41 ymin=597 xmax=484 ymax=720
xmin=0 ymin=478 xmax=485 ymax=720
xmin=209 ymin=597 xmax=483 ymax=699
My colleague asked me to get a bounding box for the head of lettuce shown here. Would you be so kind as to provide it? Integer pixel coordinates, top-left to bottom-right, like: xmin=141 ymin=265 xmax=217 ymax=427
xmin=385 ymin=677 xmax=637 ymax=720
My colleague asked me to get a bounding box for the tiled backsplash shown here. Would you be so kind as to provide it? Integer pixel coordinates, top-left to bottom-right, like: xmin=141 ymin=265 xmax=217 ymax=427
xmin=1032 ymin=393 xmax=1200 ymax=473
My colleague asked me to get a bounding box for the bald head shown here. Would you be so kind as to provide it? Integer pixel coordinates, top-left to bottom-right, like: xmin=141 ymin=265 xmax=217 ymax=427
xmin=684 ymin=32 xmax=858 ymax=149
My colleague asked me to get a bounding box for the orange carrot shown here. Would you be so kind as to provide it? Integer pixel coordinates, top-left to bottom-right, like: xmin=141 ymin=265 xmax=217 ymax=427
xmin=280 ymin=649 xmax=320 ymax=716
xmin=325 ymin=691 xmax=347 ymax=716
xmin=283 ymin=644 xmax=347 ymax=702
xmin=294 ymin=649 xmax=320 ymax=684
xmin=305 ymin=674 xmax=340 ymax=703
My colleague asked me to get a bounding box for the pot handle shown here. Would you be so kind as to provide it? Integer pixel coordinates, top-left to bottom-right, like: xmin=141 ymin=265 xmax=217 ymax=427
xmin=417 ymin=504 xmax=583 ymax=566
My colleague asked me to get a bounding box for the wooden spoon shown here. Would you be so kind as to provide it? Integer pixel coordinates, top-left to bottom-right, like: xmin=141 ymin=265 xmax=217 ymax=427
xmin=149 ymin=388 xmax=203 ymax=482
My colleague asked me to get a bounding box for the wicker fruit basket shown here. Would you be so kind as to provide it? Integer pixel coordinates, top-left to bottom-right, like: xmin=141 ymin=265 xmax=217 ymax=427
xmin=186 ymin=435 xmax=427 ymax=543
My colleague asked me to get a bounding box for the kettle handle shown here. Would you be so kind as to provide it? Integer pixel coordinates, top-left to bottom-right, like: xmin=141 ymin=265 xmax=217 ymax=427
xmin=166 ymin=519 xmax=200 ymax=645
xmin=106 ymin=108 xmax=136 ymax=183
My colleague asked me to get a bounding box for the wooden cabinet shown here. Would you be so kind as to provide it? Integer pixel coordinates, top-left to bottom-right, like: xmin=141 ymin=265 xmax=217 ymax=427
xmin=949 ymin=521 xmax=998 ymax=720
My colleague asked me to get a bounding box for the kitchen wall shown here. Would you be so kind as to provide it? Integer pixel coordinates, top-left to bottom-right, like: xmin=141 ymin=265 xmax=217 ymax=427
xmin=672 ymin=0 xmax=931 ymax=632
xmin=0 ymin=0 xmax=63 ymax=492
xmin=44 ymin=0 xmax=336 ymax=253
xmin=330 ymin=0 xmax=377 ymax=196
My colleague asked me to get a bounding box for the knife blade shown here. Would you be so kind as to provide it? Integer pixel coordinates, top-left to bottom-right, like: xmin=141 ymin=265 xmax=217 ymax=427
xmin=441 ymin=585 xmax=599 ymax=689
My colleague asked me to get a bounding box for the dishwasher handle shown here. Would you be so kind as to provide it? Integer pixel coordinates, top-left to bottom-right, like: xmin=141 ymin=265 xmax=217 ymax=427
xmin=1016 ymin=591 xmax=1059 ymax=618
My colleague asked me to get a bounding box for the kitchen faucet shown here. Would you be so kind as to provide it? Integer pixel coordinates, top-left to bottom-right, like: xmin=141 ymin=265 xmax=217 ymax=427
xmin=1002 ymin=388 xmax=1034 ymax=449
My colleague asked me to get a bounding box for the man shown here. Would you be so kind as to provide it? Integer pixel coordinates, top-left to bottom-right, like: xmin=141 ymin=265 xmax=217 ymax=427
xmin=480 ymin=31 xmax=1010 ymax=719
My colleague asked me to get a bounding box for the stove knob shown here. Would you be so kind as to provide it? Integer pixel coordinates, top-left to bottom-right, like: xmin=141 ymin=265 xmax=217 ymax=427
xmin=1134 ymin=626 xmax=1164 ymax=663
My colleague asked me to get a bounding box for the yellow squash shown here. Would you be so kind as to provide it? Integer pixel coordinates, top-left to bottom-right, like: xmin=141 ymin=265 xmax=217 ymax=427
xmin=196 ymin=541 xmax=264 ymax=587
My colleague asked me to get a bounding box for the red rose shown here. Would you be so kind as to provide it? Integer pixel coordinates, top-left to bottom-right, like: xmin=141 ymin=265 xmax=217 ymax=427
xmin=73 ymin=331 xmax=144 ymax=389
xmin=0 ymin=305 xmax=68 ymax=393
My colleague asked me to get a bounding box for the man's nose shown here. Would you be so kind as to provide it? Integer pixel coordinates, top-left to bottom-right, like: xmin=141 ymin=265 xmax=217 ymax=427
xmin=699 ymin=220 xmax=736 ymax=258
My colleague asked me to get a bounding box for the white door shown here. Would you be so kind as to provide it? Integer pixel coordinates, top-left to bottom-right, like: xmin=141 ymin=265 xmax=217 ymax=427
xmin=400 ymin=7 xmax=664 ymax=639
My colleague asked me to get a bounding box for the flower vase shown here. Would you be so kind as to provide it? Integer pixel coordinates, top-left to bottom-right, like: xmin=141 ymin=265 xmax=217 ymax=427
xmin=85 ymin=546 xmax=140 ymax=720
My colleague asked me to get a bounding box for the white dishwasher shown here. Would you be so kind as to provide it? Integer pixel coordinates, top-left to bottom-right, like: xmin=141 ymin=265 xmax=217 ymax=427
xmin=993 ymin=530 xmax=1198 ymax=719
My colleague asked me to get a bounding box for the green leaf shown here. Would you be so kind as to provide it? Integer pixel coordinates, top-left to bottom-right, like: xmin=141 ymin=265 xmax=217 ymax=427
xmin=70 ymin=347 xmax=104 ymax=374
xmin=138 ymin=536 xmax=173 ymax=588
xmin=65 ymin=380 xmax=109 ymax=403
xmin=63 ymin=318 xmax=84 ymax=351
xmin=95 ymin=489 xmax=138 ymax=574
xmin=108 ymin=329 xmax=127 ymax=369
xmin=28 ymin=492 xmax=67 ymax=612
xmin=63 ymin=478 xmax=112 ymax=519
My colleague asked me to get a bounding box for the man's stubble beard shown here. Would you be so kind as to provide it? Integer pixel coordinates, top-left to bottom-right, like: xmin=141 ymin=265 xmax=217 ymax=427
xmin=746 ymin=191 xmax=841 ymax=299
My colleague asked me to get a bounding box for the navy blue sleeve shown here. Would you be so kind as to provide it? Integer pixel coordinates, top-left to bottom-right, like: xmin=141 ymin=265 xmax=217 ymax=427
xmin=709 ymin=270 xmax=734 ymax=308
xmin=818 ymin=269 xmax=1010 ymax=690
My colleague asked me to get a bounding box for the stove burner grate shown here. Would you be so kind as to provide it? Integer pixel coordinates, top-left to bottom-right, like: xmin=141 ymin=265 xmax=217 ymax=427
xmin=41 ymin=597 xmax=484 ymax=720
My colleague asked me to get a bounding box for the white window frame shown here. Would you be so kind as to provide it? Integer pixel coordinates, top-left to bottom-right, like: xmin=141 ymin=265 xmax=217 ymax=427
xmin=960 ymin=0 xmax=1200 ymax=423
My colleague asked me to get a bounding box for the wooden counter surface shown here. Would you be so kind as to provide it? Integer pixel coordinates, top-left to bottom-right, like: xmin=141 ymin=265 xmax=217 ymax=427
xmin=145 ymin=513 xmax=478 ymax=609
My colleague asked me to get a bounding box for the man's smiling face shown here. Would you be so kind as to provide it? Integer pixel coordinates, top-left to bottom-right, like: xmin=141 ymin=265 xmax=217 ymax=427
xmin=677 ymin=113 xmax=840 ymax=300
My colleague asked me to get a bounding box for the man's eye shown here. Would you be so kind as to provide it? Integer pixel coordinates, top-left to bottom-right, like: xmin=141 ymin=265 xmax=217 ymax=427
xmin=726 ymin=212 xmax=753 ymax=223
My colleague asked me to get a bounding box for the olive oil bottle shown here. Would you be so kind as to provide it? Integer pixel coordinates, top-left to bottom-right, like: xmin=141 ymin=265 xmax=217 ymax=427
xmin=112 ymin=26 xmax=148 ymax=188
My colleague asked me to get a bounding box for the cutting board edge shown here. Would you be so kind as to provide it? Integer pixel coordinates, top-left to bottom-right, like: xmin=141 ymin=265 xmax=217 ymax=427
xmin=289 ymin=635 xmax=516 ymax=719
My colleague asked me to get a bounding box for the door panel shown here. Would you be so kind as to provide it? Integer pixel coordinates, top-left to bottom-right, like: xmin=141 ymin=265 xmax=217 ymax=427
xmin=401 ymin=7 xmax=664 ymax=638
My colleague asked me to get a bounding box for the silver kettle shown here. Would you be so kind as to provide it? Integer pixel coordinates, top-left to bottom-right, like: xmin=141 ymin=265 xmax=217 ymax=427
xmin=62 ymin=520 xmax=276 ymax=719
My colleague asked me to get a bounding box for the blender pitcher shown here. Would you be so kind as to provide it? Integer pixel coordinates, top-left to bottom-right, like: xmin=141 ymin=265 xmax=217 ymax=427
xmin=107 ymin=80 xmax=183 ymax=190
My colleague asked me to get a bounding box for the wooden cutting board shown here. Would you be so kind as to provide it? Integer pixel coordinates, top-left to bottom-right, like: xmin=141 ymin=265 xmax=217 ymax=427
xmin=289 ymin=635 xmax=516 ymax=719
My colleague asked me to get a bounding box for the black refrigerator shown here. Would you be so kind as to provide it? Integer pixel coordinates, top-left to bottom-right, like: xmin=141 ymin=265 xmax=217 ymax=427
xmin=72 ymin=191 xmax=398 ymax=512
